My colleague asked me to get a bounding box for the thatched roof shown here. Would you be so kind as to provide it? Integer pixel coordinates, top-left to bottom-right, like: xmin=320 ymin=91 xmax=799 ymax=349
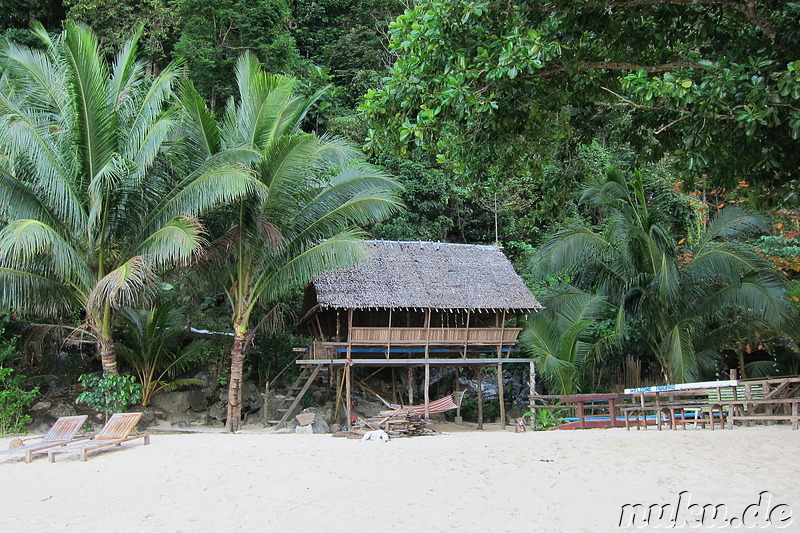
xmin=312 ymin=241 xmax=542 ymax=311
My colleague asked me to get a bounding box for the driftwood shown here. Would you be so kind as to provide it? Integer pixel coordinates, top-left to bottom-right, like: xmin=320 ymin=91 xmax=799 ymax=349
xmin=353 ymin=408 xmax=435 ymax=438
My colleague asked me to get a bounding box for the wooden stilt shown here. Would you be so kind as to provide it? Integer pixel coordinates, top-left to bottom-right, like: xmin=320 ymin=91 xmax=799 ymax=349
xmin=391 ymin=368 xmax=397 ymax=404
xmin=455 ymin=367 xmax=461 ymax=419
xmin=424 ymin=363 xmax=431 ymax=420
xmin=477 ymin=366 xmax=483 ymax=430
xmin=497 ymin=361 xmax=505 ymax=429
xmin=407 ymin=367 xmax=414 ymax=405
xmin=529 ymin=361 xmax=536 ymax=413
xmin=345 ymin=363 xmax=352 ymax=429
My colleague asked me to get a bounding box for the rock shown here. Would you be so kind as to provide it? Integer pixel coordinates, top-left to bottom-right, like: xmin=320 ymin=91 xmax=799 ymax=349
xmin=47 ymin=403 xmax=77 ymax=418
xmin=311 ymin=417 xmax=330 ymax=434
xmin=171 ymin=420 xmax=190 ymax=429
xmin=30 ymin=401 xmax=51 ymax=413
xmin=294 ymin=424 xmax=313 ymax=434
xmin=330 ymin=423 xmax=342 ymax=433
xmin=8 ymin=438 xmax=23 ymax=448
xmin=188 ymin=390 xmax=208 ymax=412
xmin=241 ymin=381 xmax=264 ymax=413
xmin=208 ymin=401 xmax=227 ymax=422
xmin=151 ymin=391 xmax=192 ymax=414
xmin=295 ymin=412 xmax=316 ymax=427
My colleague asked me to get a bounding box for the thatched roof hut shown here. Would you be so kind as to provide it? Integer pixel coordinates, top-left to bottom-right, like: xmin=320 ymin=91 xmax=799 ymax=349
xmin=310 ymin=240 xmax=541 ymax=312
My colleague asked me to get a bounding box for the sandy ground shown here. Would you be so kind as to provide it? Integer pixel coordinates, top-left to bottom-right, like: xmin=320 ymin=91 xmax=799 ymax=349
xmin=0 ymin=424 xmax=797 ymax=532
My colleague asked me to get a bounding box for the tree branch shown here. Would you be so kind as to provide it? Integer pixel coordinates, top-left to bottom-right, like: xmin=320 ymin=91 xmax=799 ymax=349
xmin=529 ymin=60 xmax=707 ymax=78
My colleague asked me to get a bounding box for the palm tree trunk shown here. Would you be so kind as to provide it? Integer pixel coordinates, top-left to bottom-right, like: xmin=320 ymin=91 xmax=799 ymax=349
xmin=98 ymin=334 xmax=118 ymax=375
xmin=226 ymin=328 xmax=248 ymax=432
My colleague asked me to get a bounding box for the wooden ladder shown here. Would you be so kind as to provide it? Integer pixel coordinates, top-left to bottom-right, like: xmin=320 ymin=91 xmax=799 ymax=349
xmin=271 ymin=365 xmax=322 ymax=429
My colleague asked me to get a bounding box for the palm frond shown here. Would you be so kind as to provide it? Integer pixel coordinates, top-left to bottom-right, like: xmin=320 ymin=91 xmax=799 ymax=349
xmin=87 ymin=255 xmax=157 ymax=311
xmin=135 ymin=216 xmax=207 ymax=267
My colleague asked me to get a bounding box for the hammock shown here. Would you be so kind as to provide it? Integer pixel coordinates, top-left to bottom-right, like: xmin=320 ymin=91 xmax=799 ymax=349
xmin=390 ymin=391 xmax=466 ymax=415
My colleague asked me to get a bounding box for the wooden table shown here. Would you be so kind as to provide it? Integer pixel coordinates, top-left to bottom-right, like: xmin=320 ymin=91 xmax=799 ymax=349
xmin=559 ymin=393 xmax=631 ymax=429
xmin=723 ymin=398 xmax=800 ymax=430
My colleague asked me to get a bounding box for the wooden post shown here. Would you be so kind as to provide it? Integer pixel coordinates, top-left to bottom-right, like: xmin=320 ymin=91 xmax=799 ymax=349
xmin=455 ymin=367 xmax=462 ymax=419
xmin=386 ymin=308 xmax=393 ymax=360
xmin=391 ymin=368 xmax=397 ymax=404
xmin=529 ymin=361 xmax=536 ymax=413
xmin=345 ymin=362 xmax=352 ymax=429
xmin=497 ymin=361 xmax=505 ymax=429
xmin=407 ymin=367 xmax=414 ymax=405
xmin=424 ymin=363 xmax=431 ymax=420
xmin=463 ymin=310 xmax=471 ymax=358
xmin=423 ymin=310 xmax=431 ymax=418
xmin=477 ymin=366 xmax=483 ymax=430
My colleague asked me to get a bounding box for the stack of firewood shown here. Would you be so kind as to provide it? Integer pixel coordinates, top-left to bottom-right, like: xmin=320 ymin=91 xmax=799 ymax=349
xmin=355 ymin=408 xmax=434 ymax=437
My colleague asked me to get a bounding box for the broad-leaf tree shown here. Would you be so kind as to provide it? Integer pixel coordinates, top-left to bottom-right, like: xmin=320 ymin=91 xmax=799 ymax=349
xmin=532 ymin=169 xmax=795 ymax=383
xmin=363 ymin=1 xmax=800 ymax=203
xmin=0 ymin=23 xmax=257 ymax=374
xmin=180 ymin=53 xmax=402 ymax=431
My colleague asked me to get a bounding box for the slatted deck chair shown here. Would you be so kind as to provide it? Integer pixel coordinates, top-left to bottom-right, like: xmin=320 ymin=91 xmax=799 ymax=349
xmin=390 ymin=390 xmax=467 ymax=415
xmin=0 ymin=415 xmax=88 ymax=464
xmin=47 ymin=412 xmax=149 ymax=463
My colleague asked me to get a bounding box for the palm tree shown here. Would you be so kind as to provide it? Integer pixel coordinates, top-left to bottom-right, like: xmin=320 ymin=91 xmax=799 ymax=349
xmin=116 ymin=303 xmax=209 ymax=406
xmin=532 ymin=169 xmax=794 ymax=383
xmin=180 ymin=53 xmax=402 ymax=431
xmin=0 ymin=23 xmax=257 ymax=374
xmin=519 ymin=288 xmax=608 ymax=395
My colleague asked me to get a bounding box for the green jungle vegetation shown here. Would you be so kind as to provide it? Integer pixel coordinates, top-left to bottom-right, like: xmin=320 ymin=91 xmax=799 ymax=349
xmin=0 ymin=1 xmax=797 ymax=432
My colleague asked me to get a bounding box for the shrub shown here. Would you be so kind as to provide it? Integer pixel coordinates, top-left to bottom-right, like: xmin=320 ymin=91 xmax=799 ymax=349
xmin=76 ymin=374 xmax=142 ymax=417
xmin=0 ymin=367 xmax=39 ymax=436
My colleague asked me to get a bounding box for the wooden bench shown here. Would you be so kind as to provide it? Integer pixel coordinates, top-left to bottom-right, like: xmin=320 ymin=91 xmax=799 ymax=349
xmin=723 ymin=398 xmax=800 ymax=430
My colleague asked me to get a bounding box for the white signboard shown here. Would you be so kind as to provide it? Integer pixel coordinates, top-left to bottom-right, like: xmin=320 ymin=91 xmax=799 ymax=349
xmin=625 ymin=380 xmax=738 ymax=394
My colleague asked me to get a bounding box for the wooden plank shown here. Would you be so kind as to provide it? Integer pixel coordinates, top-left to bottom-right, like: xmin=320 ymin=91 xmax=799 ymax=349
xmin=276 ymin=366 xmax=322 ymax=429
xmin=297 ymin=358 xmax=535 ymax=366
xmin=477 ymin=366 xmax=483 ymax=430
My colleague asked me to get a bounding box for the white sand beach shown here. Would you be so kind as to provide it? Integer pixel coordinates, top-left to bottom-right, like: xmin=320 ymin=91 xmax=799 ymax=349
xmin=0 ymin=424 xmax=797 ymax=532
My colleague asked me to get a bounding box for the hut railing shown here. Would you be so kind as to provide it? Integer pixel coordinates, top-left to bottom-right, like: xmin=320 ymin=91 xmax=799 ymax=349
xmin=348 ymin=327 xmax=522 ymax=345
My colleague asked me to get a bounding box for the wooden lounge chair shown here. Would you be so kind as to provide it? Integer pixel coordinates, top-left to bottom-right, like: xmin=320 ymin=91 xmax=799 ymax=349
xmin=0 ymin=415 xmax=89 ymax=463
xmin=47 ymin=412 xmax=149 ymax=463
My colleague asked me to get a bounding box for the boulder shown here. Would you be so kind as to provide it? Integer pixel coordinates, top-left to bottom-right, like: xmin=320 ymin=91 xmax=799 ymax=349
xmin=208 ymin=401 xmax=227 ymax=422
xmin=151 ymin=391 xmax=191 ymax=414
xmin=294 ymin=424 xmax=313 ymax=434
xmin=241 ymin=380 xmax=264 ymax=413
xmin=47 ymin=403 xmax=77 ymax=418
xmin=295 ymin=411 xmax=316 ymax=427
xmin=30 ymin=401 xmax=51 ymax=414
xmin=311 ymin=417 xmax=330 ymax=434
xmin=188 ymin=390 xmax=208 ymax=412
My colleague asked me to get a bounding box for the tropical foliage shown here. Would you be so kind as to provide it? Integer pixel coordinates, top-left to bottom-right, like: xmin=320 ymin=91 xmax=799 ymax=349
xmin=519 ymin=288 xmax=608 ymax=395
xmin=0 ymin=23 xmax=257 ymax=374
xmin=530 ymin=169 xmax=796 ymax=383
xmin=180 ymin=53 xmax=401 ymax=431
xmin=116 ymin=304 xmax=208 ymax=406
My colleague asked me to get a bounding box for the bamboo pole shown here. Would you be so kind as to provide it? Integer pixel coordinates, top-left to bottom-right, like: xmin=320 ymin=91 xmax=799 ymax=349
xmin=424 ymin=363 xmax=431 ymax=420
xmin=407 ymin=367 xmax=414 ymax=405
xmin=455 ymin=367 xmax=462 ymax=421
xmin=477 ymin=366 xmax=483 ymax=430
xmin=497 ymin=361 xmax=505 ymax=429
xmin=345 ymin=362 xmax=352 ymax=429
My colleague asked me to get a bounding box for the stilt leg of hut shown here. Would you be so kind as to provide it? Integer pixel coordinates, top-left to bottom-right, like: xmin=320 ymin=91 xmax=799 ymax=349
xmin=407 ymin=367 xmax=414 ymax=405
xmin=424 ymin=363 xmax=430 ymax=420
xmin=345 ymin=363 xmax=352 ymax=430
xmin=476 ymin=366 xmax=483 ymax=430
xmin=529 ymin=361 xmax=536 ymax=414
xmin=455 ymin=367 xmax=462 ymax=421
xmin=497 ymin=361 xmax=505 ymax=429
xmin=391 ymin=368 xmax=397 ymax=404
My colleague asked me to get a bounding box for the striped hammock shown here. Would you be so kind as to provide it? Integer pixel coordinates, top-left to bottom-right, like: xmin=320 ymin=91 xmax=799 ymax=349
xmin=390 ymin=391 xmax=466 ymax=415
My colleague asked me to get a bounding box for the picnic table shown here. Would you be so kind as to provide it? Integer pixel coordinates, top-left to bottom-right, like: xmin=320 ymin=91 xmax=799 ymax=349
xmin=558 ymin=393 xmax=632 ymax=429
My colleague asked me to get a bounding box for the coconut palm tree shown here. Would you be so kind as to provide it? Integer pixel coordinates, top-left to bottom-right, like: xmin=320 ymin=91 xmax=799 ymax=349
xmin=532 ymin=169 xmax=794 ymax=383
xmin=116 ymin=303 xmax=208 ymax=406
xmin=519 ymin=288 xmax=608 ymax=395
xmin=180 ymin=53 xmax=402 ymax=431
xmin=0 ymin=23 xmax=258 ymax=374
